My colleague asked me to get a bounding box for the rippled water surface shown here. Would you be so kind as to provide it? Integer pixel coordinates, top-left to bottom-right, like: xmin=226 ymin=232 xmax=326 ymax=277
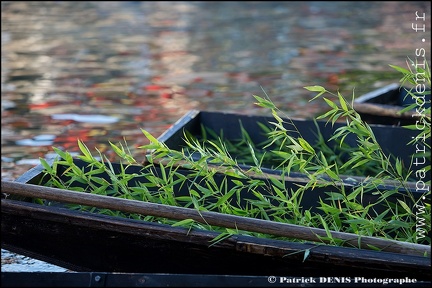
xmin=2 ymin=1 xmax=431 ymax=178
xmin=1 ymin=0 xmax=431 ymax=271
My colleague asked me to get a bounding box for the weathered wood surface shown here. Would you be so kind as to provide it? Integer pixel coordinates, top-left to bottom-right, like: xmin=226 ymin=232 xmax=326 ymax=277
xmin=2 ymin=198 xmax=430 ymax=278
xmin=353 ymin=102 xmax=415 ymax=118
xmin=2 ymin=180 xmax=430 ymax=257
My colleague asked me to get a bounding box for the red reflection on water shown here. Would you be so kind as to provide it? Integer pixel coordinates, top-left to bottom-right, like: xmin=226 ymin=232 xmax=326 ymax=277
xmin=29 ymin=102 xmax=60 ymax=110
xmin=143 ymin=84 xmax=170 ymax=91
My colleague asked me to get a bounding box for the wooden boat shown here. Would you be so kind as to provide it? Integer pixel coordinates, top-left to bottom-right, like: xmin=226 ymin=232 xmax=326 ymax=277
xmin=156 ymin=109 xmax=429 ymax=177
xmin=2 ymin=109 xmax=431 ymax=286
xmin=353 ymin=83 xmax=430 ymax=125
xmin=1 ymin=157 xmax=430 ymax=283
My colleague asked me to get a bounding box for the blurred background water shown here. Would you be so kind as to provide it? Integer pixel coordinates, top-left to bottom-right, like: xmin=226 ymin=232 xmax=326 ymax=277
xmin=1 ymin=1 xmax=431 ymax=272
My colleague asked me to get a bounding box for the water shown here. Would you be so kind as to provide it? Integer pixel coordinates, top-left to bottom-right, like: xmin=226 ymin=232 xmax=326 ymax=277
xmin=1 ymin=1 xmax=431 ymax=272
xmin=1 ymin=249 xmax=68 ymax=272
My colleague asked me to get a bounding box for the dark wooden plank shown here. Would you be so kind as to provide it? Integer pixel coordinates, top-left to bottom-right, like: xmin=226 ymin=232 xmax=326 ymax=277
xmin=2 ymin=198 xmax=430 ymax=279
xmin=2 ymin=180 xmax=430 ymax=257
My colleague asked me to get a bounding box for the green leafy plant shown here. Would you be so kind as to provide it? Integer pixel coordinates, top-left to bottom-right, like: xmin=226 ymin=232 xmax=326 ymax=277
xmin=36 ymin=58 xmax=431 ymax=251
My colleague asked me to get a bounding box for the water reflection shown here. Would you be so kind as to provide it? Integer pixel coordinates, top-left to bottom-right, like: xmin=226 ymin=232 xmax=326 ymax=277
xmin=1 ymin=1 xmax=431 ymax=179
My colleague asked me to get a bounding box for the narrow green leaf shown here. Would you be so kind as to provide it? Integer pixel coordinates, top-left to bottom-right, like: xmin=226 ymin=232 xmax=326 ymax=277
xmin=305 ymin=85 xmax=327 ymax=101
xmin=39 ymin=157 xmax=53 ymax=174
xmin=171 ymin=218 xmax=195 ymax=227
xmin=337 ymin=91 xmax=348 ymax=111
xmin=351 ymin=159 xmax=370 ymax=169
xmin=303 ymin=249 xmax=310 ymax=262
xmin=253 ymin=95 xmax=275 ymax=109
xmin=395 ymin=158 xmax=403 ymax=177
xmin=298 ymin=138 xmax=315 ymax=154
xmin=389 ymin=64 xmax=411 ymax=75
xmin=397 ymin=199 xmax=412 ymax=214
xmin=323 ymin=98 xmax=338 ymax=109
xmin=304 ymin=85 xmax=326 ymax=92
xmin=209 ymin=232 xmax=233 ymax=246
xmin=324 ymin=166 xmax=339 ymax=181
xmin=141 ymin=129 xmax=160 ymax=144
xmin=77 ymin=140 xmax=94 ymax=161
